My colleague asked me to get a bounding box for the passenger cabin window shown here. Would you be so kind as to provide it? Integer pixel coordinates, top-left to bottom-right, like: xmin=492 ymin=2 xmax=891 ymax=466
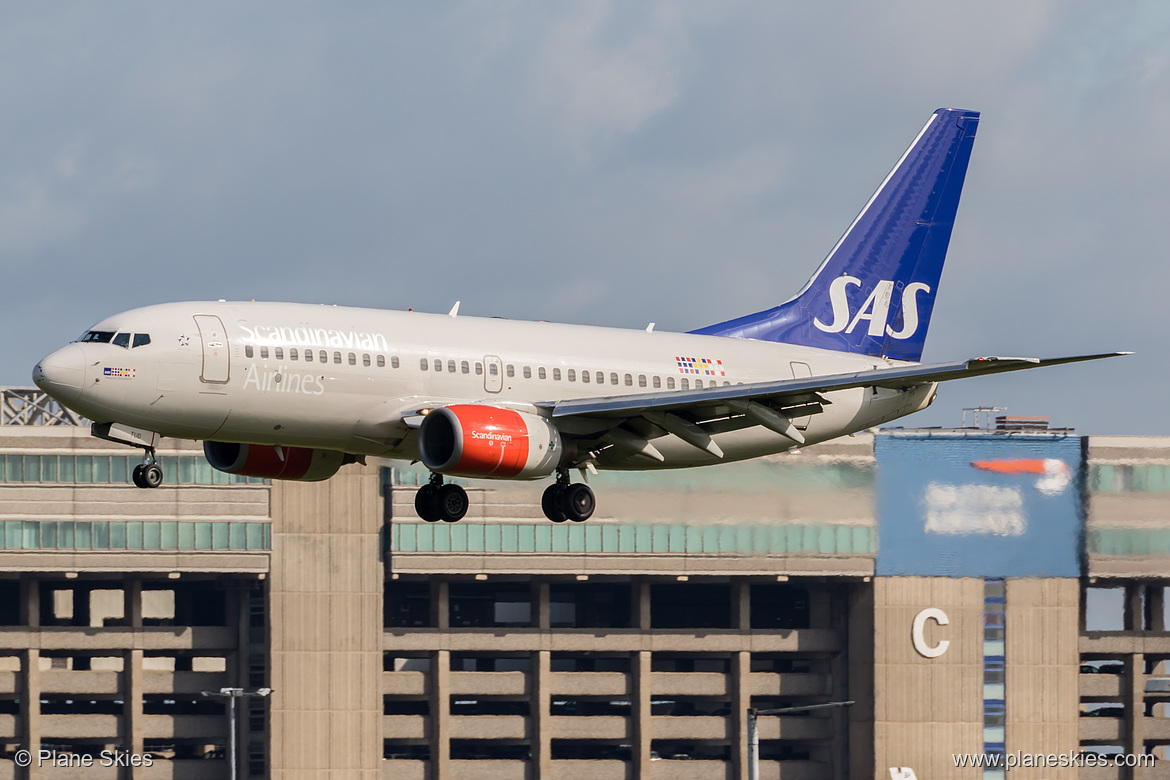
xmin=112 ymin=332 xmax=131 ymax=348
xmin=475 ymin=362 xmax=482 ymax=375
xmin=447 ymin=360 xmax=456 ymax=373
xmin=652 ymin=376 xmax=661 ymax=388
xmin=567 ymin=369 xmax=575 ymax=382
xmin=334 ymin=352 xmax=342 ymax=364
xmin=610 ymin=372 xmax=618 ymax=385
xmin=667 ymin=377 xmax=675 ymax=389
xmin=132 ymin=334 xmax=151 ymax=348
xmin=624 ymin=373 xmax=632 ymax=386
xmin=596 ymin=371 xmax=604 ymax=384
xmin=305 ymin=350 xmax=314 ymax=363
xmin=362 ymin=354 xmax=371 ymax=367
xmin=506 ymin=365 xmax=515 ymax=378
xmin=349 ymin=353 xmax=357 ymax=365
xmin=79 ymin=331 xmax=115 ymax=344
xmin=420 ymin=358 xmax=429 ymax=371
xmin=538 ymin=367 xmax=546 ymax=380
xmin=245 ymin=346 xmax=254 ymax=358
xmin=389 ymin=356 xmax=398 ymax=368
xmin=290 ymin=348 xmax=299 ymax=361
xmin=461 ymin=361 xmax=469 ymax=374
xmin=523 ymin=366 xmax=532 ymax=379
xmin=377 ymin=355 xmax=386 ymax=368
xmin=581 ymin=370 xmax=589 ymax=384
xmin=489 ymin=364 xmax=498 ymax=376
xmin=695 ymin=379 xmax=703 ymax=388
xmin=681 ymin=378 xmax=689 ymax=389
xmin=318 ymin=350 xmax=327 ymax=363
xmin=259 ymin=346 xmax=269 ymax=359
xmin=433 ymin=359 xmax=441 ymax=372
xmin=275 ymin=347 xmax=284 ymax=360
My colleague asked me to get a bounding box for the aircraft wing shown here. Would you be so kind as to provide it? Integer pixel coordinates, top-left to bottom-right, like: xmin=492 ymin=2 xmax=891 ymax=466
xmin=536 ymin=352 xmax=1129 ymax=421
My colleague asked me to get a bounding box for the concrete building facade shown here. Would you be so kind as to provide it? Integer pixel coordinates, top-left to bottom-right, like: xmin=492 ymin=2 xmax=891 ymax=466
xmin=1 ymin=387 xmax=1169 ymax=778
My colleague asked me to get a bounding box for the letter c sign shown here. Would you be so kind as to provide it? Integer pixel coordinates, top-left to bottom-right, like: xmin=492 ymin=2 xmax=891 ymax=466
xmin=911 ymin=608 xmax=950 ymax=658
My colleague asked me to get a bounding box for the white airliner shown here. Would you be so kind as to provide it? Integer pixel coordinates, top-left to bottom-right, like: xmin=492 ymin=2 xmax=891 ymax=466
xmin=32 ymin=108 xmax=1123 ymax=523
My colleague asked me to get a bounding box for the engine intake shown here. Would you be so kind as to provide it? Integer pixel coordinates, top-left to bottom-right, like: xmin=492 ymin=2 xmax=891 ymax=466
xmin=418 ymin=405 xmax=565 ymax=479
xmin=203 ymin=441 xmax=347 ymax=481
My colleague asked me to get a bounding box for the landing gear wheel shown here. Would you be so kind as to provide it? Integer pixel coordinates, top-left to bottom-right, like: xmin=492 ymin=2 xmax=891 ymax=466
xmin=141 ymin=464 xmax=163 ymax=489
xmin=415 ymin=484 xmax=441 ymax=523
xmin=132 ymin=463 xmax=163 ymax=489
xmin=558 ymin=483 xmax=595 ymax=523
xmin=542 ymin=484 xmax=567 ymax=523
xmin=436 ymin=484 xmax=469 ymax=523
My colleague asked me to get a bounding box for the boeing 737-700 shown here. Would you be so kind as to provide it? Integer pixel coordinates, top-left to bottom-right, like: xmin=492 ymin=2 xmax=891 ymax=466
xmin=32 ymin=108 xmax=1124 ymax=523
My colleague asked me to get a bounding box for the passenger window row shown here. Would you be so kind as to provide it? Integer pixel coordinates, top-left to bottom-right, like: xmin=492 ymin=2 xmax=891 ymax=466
xmin=419 ymin=360 xmax=733 ymax=391
xmin=244 ymin=345 xmax=399 ymax=369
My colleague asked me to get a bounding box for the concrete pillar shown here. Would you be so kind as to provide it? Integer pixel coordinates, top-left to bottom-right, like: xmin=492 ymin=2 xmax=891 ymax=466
xmin=1145 ymin=586 xmax=1165 ymax=632
xmin=19 ymin=577 xmax=38 ymax=627
xmin=125 ymin=578 xmax=142 ymax=628
xmin=1124 ymin=584 xmax=1142 ymax=632
xmin=1126 ymin=652 xmax=1145 ymax=778
xmin=430 ymin=649 xmax=450 ymax=780
xmin=122 ymin=649 xmax=144 ymax=780
xmin=633 ymin=580 xmax=651 ymax=631
xmin=730 ymin=650 xmax=751 ymax=779
xmin=20 ymin=649 xmax=40 ymax=780
xmin=632 ymin=650 xmax=652 ymax=777
xmin=830 ymin=636 xmax=850 ymax=780
xmin=530 ymin=650 xmax=551 ymax=779
xmin=533 ymin=581 xmax=550 ymax=631
xmin=431 ymin=581 xmax=449 ymax=629
xmin=732 ymin=581 xmax=750 ymax=631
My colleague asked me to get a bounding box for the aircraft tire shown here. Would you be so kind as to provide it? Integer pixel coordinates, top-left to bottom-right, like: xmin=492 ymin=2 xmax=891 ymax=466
xmin=132 ymin=465 xmax=146 ymax=488
xmin=559 ymin=483 xmax=595 ymax=522
xmin=542 ymin=484 xmax=567 ymax=523
xmin=437 ymin=484 xmax=469 ymax=523
xmin=415 ymin=485 xmax=441 ymax=522
xmin=141 ymin=464 xmax=164 ymax=489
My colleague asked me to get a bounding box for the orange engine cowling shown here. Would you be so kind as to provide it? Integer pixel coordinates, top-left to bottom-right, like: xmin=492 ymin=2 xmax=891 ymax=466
xmin=418 ymin=405 xmax=565 ymax=479
xmin=203 ymin=441 xmax=347 ymax=481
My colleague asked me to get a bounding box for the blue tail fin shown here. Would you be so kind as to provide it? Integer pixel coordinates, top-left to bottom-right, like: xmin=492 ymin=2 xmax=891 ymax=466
xmin=690 ymin=108 xmax=980 ymax=362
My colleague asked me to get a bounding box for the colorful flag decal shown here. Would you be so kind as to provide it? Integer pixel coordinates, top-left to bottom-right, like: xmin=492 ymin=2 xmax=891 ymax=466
xmin=675 ymin=357 xmax=725 ymax=376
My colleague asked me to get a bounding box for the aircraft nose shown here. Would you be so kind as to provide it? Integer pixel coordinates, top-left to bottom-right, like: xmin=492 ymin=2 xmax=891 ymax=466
xmin=33 ymin=344 xmax=86 ymax=404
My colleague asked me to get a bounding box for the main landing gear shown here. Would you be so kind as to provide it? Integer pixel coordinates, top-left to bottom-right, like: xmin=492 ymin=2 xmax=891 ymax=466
xmin=413 ymin=470 xmax=596 ymax=523
xmin=415 ymin=473 xmax=470 ymax=523
xmin=541 ymin=470 xmax=595 ymax=523
xmin=131 ymin=449 xmax=163 ymax=489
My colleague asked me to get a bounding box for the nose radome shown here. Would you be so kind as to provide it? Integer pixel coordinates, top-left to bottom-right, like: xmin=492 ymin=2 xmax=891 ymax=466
xmin=33 ymin=344 xmax=86 ymax=403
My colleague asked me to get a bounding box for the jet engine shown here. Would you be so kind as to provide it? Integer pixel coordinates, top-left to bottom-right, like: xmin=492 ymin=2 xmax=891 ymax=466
xmin=418 ymin=404 xmax=565 ymax=479
xmin=203 ymin=441 xmax=348 ymax=481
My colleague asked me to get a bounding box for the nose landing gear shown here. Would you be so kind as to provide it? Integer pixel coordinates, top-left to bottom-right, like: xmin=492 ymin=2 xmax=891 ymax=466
xmin=541 ymin=470 xmax=595 ymax=523
xmin=131 ymin=450 xmax=163 ymax=489
xmin=415 ymin=474 xmax=469 ymax=523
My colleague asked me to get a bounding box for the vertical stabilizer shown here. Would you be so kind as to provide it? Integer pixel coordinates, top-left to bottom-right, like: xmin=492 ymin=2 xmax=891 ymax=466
xmin=690 ymin=108 xmax=980 ymax=362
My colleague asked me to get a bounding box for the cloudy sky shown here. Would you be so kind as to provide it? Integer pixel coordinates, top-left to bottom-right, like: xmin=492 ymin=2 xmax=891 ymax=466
xmin=2 ymin=2 xmax=1167 ymax=433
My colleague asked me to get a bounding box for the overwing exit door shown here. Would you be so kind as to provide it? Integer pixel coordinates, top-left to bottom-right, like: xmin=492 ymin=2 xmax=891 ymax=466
xmin=194 ymin=315 xmax=230 ymax=383
xmin=484 ymin=355 xmax=503 ymax=393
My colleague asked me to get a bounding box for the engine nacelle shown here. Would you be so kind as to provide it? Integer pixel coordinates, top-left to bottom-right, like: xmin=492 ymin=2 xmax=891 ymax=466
xmin=203 ymin=441 xmax=347 ymax=481
xmin=418 ymin=405 xmax=565 ymax=479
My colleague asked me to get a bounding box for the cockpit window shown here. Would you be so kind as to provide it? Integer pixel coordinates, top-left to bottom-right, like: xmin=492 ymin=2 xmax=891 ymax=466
xmin=79 ymin=331 xmax=115 ymax=344
xmin=112 ymin=332 xmax=131 ymax=348
xmin=132 ymin=333 xmax=151 ymax=348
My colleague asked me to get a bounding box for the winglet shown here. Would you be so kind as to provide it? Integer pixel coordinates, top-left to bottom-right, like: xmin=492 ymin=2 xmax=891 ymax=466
xmin=448 ymin=301 xmax=461 ymax=318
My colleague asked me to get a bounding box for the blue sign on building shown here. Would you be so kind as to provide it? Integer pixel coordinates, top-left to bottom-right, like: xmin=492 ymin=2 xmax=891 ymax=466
xmin=875 ymin=433 xmax=1083 ymax=577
